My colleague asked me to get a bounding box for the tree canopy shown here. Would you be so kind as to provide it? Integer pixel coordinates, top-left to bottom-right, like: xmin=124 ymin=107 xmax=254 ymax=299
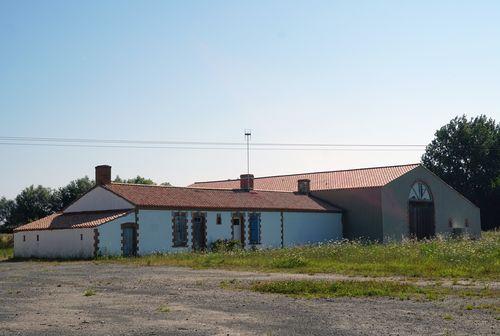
xmin=422 ymin=115 xmax=499 ymax=230
xmin=0 ymin=175 xmax=163 ymax=232
xmin=114 ymin=175 xmax=155 ymax=185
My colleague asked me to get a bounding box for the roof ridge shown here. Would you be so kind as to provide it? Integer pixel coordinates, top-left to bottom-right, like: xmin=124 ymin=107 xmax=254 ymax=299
xmin=192 ymin=163 xmax=421 ymax=184
xmin=109 ymin=183 xmax=312 ymax=195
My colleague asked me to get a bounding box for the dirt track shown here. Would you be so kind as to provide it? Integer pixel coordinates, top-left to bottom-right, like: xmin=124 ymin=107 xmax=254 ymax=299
xmin=0 ymin=262 xmax=497 ymax=335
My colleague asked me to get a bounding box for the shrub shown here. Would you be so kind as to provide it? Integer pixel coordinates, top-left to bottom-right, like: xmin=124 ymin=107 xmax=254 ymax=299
xmin=210 ymin=239 xmax=242 ymax=252
xmin=0 ymin=234 xmax=13 ymax=249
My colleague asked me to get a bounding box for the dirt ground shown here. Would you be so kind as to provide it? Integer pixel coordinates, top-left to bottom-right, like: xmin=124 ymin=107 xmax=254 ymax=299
xmin=0 ymin=262 xmax=497 ymax=336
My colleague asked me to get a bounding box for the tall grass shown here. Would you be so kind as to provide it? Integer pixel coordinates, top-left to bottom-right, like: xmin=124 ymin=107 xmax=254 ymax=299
xmin=99 ymin=231 xmax=500 ymax=280
xmin=0 ymin=234 xmax=14 ymax=260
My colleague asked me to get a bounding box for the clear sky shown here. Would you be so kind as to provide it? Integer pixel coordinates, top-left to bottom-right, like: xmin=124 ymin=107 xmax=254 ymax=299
xmin=1 ymin=0 xmax=499 ymax=199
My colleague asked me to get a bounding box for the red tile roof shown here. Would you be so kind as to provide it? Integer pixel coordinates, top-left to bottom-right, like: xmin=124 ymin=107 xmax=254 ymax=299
xmin=104 ymin=184 xmax=340 ymax=212
xmin=189 ymin=164 xmax=421 ymax=191
xmin=14 ymin=210 xmax=131 ymax=232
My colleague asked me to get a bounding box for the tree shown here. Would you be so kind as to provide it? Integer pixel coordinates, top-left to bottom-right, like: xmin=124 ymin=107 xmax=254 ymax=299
xmin=2 ymin=174 xmax=167 ymax=232
xmin=422 ymin=115 xmax=500 ymax=230
xmin=113 ymin=175 xmax=156 ymax=185
xmin=160 ymin=182 xmax=172 ymax=187
xmin=53 ymin=176 xmax=94 ymax=210
xmin=0 ymin=197 xmax=15 ymax=231
xmin=6 ymin=185 xmax=59 ymax=231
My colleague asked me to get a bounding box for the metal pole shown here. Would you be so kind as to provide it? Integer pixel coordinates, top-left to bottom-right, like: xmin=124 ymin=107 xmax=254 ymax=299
xmin=247 ymin=135 xmax=249 ymax=175
xmin=244 ymin=129 xmax=251 ymax=187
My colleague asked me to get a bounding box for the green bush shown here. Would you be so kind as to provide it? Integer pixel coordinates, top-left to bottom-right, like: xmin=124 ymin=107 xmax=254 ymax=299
xmin=0 ymin=234 xmax=13 ymax=249
xmin=210 ymin=239 xmax=242 ymax=252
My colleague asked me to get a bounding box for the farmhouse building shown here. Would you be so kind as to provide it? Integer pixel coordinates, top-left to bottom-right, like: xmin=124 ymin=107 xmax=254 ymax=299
xmin=13 ymin=163 xmax=481 ymax=259
xmin=191 ymin=164 xmax=481 ymax=242
xmin=13 ymin=165 xmax=342 ymax=258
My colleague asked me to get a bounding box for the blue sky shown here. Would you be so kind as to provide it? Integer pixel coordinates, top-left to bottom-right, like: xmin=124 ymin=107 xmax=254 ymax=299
xmin=1 ymin=0 xmax=499 ymax=198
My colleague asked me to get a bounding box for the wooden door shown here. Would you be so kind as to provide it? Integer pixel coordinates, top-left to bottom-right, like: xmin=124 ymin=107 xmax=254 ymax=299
xmin=192 ymin=214 xmax=207 ymax=251
xmin=122 ymin=227 xmax=135 ymax=256
xmin=409 ymin=202 xmax=435 ymax=239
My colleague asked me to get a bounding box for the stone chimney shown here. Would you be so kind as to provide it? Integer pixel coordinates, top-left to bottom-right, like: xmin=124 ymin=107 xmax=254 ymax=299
xmin=95 ymin=165 xmax=112 ymax=186
xmin=240 ymin=174 xmax=254 ymax=191
xmin=297 ymin=179 xmax=311 ymax=194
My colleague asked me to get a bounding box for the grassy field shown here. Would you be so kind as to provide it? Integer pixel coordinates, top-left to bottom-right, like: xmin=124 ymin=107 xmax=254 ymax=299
xmin=0 ymin=234 xmax=13 ymax=260
xmin=222 ymin=279 xmax=499 ymax=301
xmin=98 ymin=231 xmax=500 ymax=280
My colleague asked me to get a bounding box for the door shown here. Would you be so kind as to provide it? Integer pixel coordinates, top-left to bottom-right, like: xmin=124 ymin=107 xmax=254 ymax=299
xmin=409 ymin=202 xmax=435 ymax=239
xmin=232 ymin=215 xmax=245 ymax=246
xmin=122 ymin=227 xmax=135 ymax=256
xmin=192 ymin=214 xmax=207 ymax=251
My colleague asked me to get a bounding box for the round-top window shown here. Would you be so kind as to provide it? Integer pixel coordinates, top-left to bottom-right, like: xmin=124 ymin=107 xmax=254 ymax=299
xmin=409 ymin=181 xmax=432 ymax=201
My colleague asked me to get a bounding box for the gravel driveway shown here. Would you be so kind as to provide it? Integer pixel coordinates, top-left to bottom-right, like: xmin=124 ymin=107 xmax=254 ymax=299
xmin=0 ymin=262 xmax=497 ymax=335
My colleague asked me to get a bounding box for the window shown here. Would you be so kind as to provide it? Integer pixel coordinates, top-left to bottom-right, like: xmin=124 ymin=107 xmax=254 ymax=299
xmin=249 ymin=213 xmax=261 ymax=245
xmin=80 ymin=234 xmax=83 ymax=241
xmin=216 ymin=213 xmax=222 ymax=225
xmin=172 ymin=212 xmax=188 ymax=247
xmin=409 ymin=181 xmax=432 ymax=201
xmin=23 ymin=235 xmax=26 ymax=242
xmin=36 ymin=235 xmax=39 ymax=242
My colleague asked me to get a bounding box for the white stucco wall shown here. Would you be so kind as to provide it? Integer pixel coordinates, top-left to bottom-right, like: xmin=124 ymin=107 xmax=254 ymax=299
xmin=282 ymin=212 xmax=342 ymax=247
xmin=97 ymin=213 xmax=136 ymax=256
xmin=14 ymin=228 xmax=94 ymax=259
xmin=138 ymin=210 xmax=191 ymax=254
xmin=260 ymin=212 xmax=283 ymax=248
xmin=206 ymin=211 xmax=233 ymax=245
xmin=64 ymin=187 xmax=134 ymax=213
xmin=23 ymin=208 xmax=343 ymax=257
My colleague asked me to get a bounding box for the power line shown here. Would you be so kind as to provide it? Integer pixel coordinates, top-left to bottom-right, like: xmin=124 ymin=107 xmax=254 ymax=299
xmin=0 ymin=136 xmax=426 ymax=148
xmin=0 ymin=136 xmax=496 ymax=151
xmin=0 ymin=142 xmax=426 ymax=151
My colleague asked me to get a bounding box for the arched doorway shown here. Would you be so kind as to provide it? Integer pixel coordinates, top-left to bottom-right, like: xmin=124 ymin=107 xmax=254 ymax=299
xmin=408 ymin=181 xmax=435 ymax=239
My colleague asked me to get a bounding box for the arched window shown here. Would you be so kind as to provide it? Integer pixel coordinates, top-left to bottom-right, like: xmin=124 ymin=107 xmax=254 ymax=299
xmin=409 ymin=181 xmax=432 ymax=202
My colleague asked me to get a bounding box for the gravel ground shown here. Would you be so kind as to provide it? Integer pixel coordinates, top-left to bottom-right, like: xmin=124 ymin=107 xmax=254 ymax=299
xmin=0 ymin=262 xmax=498 ymax=336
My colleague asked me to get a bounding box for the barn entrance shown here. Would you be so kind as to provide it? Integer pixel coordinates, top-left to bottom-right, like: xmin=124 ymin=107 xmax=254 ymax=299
xmin=408 ymin=181 xmax=435 ymax=239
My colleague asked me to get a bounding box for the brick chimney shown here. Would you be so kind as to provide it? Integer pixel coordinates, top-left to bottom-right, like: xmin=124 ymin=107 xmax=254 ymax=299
xmin=95 ymin=165 xmax=112 ymax=186
xmin=297 ymin=179 xmax=311 ymax=194
xmin=240 ymin=174 xmax=254 ymax=191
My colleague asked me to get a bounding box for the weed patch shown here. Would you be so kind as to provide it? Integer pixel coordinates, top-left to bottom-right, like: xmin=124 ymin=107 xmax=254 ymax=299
xmin=232 ymin=279 xmax=499 ymax=301
xmin=83 ymin=289 xmax=96 ymax=297
xmin=157 ymin=304 xmax=170 ymax=313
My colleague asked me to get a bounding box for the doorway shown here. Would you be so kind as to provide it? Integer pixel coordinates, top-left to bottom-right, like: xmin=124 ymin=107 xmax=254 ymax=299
xmin=192 ymin=213 xmax=207 ymax=251
xmin=408 ymin=181 xmax=435 ymax=239
xmin=231 ymin=213 xmax=245 ymax=247
xmin=121 ymin=223 xmax=138 ymax=256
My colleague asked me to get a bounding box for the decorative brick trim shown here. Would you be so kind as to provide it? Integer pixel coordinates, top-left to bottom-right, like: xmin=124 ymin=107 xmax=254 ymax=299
xmin=172 ymin=211 xmax=188 ymax=248
xmin=93 ymin=228 xmax=100 ymax=257
xmin=248 ymin=212 xmax=262 ymax=245
xmin=280 ymin=211 xmax=284 ymax=248
xmin=191 ymin=211 xmax=207 ymax=251
xmin=230 ymin=214 xmax=234 ymax=239
xmin=121 ymin=222 xmax=139 ymax=256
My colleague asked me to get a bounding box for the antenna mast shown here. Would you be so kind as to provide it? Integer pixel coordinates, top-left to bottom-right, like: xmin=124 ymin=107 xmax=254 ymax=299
xmin=244 ymin=129 xmax=252 ymax=175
